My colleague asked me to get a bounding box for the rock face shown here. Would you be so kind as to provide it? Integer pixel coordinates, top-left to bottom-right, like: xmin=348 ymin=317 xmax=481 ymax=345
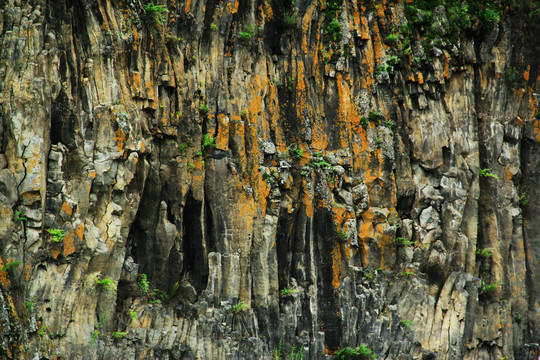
xmin=0 ymin=0 xmax=539 ymax=359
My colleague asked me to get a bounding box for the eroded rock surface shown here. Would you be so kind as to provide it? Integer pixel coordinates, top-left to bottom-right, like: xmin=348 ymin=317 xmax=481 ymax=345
xmin=0 ymin=0 xmax=539 ymax=359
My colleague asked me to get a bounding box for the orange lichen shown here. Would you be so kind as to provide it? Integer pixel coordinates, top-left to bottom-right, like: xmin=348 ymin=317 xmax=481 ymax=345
xmin=0 ymin=258 xmax=12 ymax=287
xmin=523 ymin=65 xmax=530 ymax=82
xmin=533 ymin=120 xmax=540 ymax=142
xmin=331 ymin=246 xmax=342 ymax=289
xmin=114 ymin=127 xmax=127 ymax=152
xmin=216 ymin=113 xmax=230 ymax=150
xmin=61 ymin=201 xmax=74 ymax=217
xmin=62 ymin=230 xmax=76 ymax=257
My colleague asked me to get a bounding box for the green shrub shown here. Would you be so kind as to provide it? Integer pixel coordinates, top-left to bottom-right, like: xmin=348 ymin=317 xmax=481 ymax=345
xmin=337 ymin=229 xmax=349 ymax=240
xmin=239 ymin=24 xmax=255 ymax=41
xmin=138 ymin=274 xmax=150 ymax=294
xmin=202 ymin=134 xmax=216 ymax=150
xmin=395 ymin=237 xmax=413 ymax=247
xmin=280 ymin=286 xmax=299 ymax=296
xmin=283 ymin=12 xmax=298 ymax=28
xmin=94 ymin=276 xmax=117 ymax=291
xmin=199 ymin=100 xmax=209 ymax=115
xmin=47 ymin=228 xmax=66 ymax=242
xmin=1 ymin=260 xmax=21 ymax=272
xmin=130 ymin=311 xmax=138 ymax=320
xmin=480 ymin=279 xmax=500 ymax=294
xmin=210 ymin=23 xmax=218 ymax=31
xmin=232 ymin=300 xmax=249 ymax=313
xmin=335 ymin=344 xmax=376 ymax=359
xmin=480 ymin=168 xmax=498 ymax=179
xmin=144 ymin=2 xmax=169 ymax=25
xmin=519 ymin=192 xmax=529 ymax=206
xmin=112 ymin=331 xmax=127 ymax=339
xmin=476 ymin=248 xmax=493 ymax=259
xmin=14 ymin=211 xmax=26 ymax=221
xmin=505 ymin=66 xmax=519 ymax=84
xmin=400 ymin=320 xmax=412 ymax=328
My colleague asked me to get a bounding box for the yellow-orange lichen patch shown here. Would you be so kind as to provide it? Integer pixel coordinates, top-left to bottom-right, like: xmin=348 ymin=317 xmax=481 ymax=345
xmin=302 ymin=6 xmax=315 ymax=54
xmin=331 ymin=246 xmax=342 ymax=289
xmin=216 ymin=113 xmax=230 ymax=150
xmin=62 ymin=229 xmax=76 ymax=257
xmin=533 ymin=120 xmax=540 ymax=142
xmin=114 ymin=127 xmax=127 ymax=153
xmin=505 ymin=166 xmax=513 ymax=182
xmin=226 ymin=0 xmax=239 ymax=14
xmin=61 ymin=201 xmax=74 ymax=218
xmin=185 ymin=0 xmax=192 ymax=13
xmin=523 ymin=65 xmax=530 ymax=82
xmin=130 ymin=71 xmax=141 ymax=97
xmin=0 ymin=258 xmax=12 ymax=287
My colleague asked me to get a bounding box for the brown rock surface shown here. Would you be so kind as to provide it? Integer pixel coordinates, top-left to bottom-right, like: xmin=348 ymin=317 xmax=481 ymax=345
xmin=0 ymin=0 xmax=539 ymax=359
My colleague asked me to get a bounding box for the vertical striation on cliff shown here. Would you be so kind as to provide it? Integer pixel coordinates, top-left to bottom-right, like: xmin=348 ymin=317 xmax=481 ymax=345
xmin=0 ymin=0 xmax=539 ymax=359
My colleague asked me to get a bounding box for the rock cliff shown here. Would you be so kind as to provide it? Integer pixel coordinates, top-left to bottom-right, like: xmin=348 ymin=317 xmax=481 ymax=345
xmin=1 ymin=0 xmax=540 ymax=359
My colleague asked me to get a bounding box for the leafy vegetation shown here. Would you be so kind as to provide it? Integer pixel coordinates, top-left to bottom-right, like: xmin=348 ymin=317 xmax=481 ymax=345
xmin=480 ymin=168 xmax=499 ymax=179
xmin=280 ymin=286 xmax=299 ymax=296
xmin=1 ymin=260 xmax=21 ymax=272
xmin=14 ymin=211 xmax=26 ymax=221
xmin=519 ymin=192 xmax=529 ymax=206
xmin=476 ymin=248 xmax=493 ymax=259
xmin=395 ymin=237 xmax=414 ymax=247
xmin=274 ymin=339 xmax=304 ymax=360
xmin=112 ymin=331 xmax=127 ymax=339
xmin=94 ymin=276 xmax=116 ymax=291
xmin=239 ymin=24 xmax=255 ymax=41
xmin=335 ymin=344 xmax=376 ymax=360
xmin=47 ymin=228 xmax=66 ymax=242
xmin=202 ymin=134 xmax=216 ymax=150
xmin=144 ymin=2 xmax=169 ymax=25
xmin=232 ymin=300 xmax=249 ymax=313
xmin=480 ymin=279 xmax=500 ymax=294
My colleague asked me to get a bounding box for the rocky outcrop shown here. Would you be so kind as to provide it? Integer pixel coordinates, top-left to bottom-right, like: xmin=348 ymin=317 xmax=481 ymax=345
xmin=0 ymin=0 xmax=539 ymax=359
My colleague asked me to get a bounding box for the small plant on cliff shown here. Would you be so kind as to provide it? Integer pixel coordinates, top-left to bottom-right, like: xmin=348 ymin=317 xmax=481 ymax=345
xmin=14 ymin=211 xmax=26 ymax=221
xmin=199 ymin=99 xmax=209 ymax=115
xmin=335 ymin=344 xmax=376 ymax=360
xmin=94 ymin=276 xmax=117 ymax=292
xmin=232 ymin=300 xmax=249 ymax=313
xmin=337 ymin=229 xmax=349 ymax=240
xmin=367 ymin=111 xmax=384 ymax=125
xmin=210 ymin=23 xmax=218 ymax=31
xmin=274 ymin=338 xmax=283 ymax=360
xmin=138 ymin=273 xmax=150 ymax=294
xmin=280 ymin=286 xmax=299 ymax=296
xmin=1 ymin=260 xmax=21 ymax=272
xmin=262 ymin=169 xmax=278 ymax=184
xmin=400 ymin=271 xmax=416 ymax=277
xmin=476 ymin=248 xmax=494 ymax=259
xmin=47 ymin=228 xmax=65 ymax=242
xmin=400 ymin=320 xmax=413 ymax=328
xmin=519 ymin=192 xmax=529 ymax=206
xmin=90 ymin=330 xmax=100 ymax=344
xmin=130 ymin=310 xmax=138 ymax=320
xmin=395 ymin=237 xmax=413 ymax=247
xmin=480 ymin=279 xmax=500 ymax=294
xmin=144 ymin=2 xmax=169 ymax=25
xmin=202 ymin=134 xmax=216 ymax=150
xmin=480 ymin=168 xmax=499 ymax=179
xmin=239 ymin=24 xmax=255 ymax=41
xmin=505 ymin=66 xmax=519 ymax=84
xmin=283 ymin=12 xmax=298 ymax=28
xmin=112 ymin=331 xmax=127 ymax=339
